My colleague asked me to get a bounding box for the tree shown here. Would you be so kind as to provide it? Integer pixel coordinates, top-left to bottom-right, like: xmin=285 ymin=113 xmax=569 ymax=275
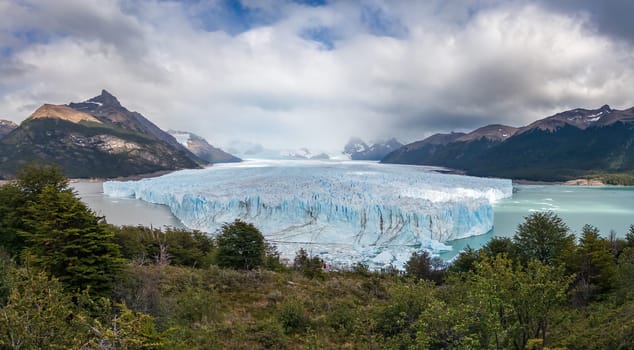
xmin=14 ymin=163 xmax=69 ymax=197
xmin=570 ymin=225 xmax=617 ymax=302
xmin=448 ymin=246 xmax=480 ymax=274
xmin=513 ymin=211 xmax=574 ymax=265
xmin=625 ymin=225 xmax=634 ymax=248
xmin=0 ymin=269 xmax=86 ymax=349
xmin=21 ymin=185 xmax=123 ymax=297
xmin=83 ymin=302 xmax=167 ymax=349
xmin=481 ymin=237 xmax=518 ymax=261
xmin=215 ymin=220 xmax=265 ymax=270
xmin=0 ymin=184 xmax=26 ymax=255
xmin=293 ymin=248 xmax=324 ymax=279
xmin=466 ymin=255 xmax=573 ymax=349
xmin=0 ymin=164 xmax=71 ymax=257
xmin=404 ymin=250 xmax=445 ymax=283
xmin=616 ymin=247 xmax=634 ymax=304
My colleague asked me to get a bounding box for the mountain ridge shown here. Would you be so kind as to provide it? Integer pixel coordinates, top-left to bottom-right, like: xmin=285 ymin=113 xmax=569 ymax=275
xmin=168 ymin=130 xmax=241 ymax=163
xmin=0 ymin=120 xmax=18 ymax=140
xmin=382 ymin=105 xmax=634 ymax=182
xmin=0 ymin=91 xmax=203 ymax=179
xmin=343 ymin=137 xmax=403 ymax=160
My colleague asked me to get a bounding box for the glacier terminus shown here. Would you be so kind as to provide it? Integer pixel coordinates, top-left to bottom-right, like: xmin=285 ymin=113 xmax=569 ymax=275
xmin=103 ymin=160 xmax=512 ymax=269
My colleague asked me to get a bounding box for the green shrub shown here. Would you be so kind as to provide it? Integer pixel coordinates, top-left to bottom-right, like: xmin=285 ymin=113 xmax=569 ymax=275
xmin=216 ymin=220 xmax=265 ymax=270
xmin=278 ymin=299 xmax=310 ymax=334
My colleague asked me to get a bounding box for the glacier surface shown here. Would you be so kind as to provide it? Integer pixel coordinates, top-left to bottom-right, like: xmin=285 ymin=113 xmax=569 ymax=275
xmin=103 ymin=160 xmax=512 ymax=269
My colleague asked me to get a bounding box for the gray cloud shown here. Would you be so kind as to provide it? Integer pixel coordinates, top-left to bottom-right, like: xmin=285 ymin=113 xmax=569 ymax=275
xmin=541 ymin=0 xmax=634 ymax=43
xmin=1 ymin=0 xmax=634 ymax=151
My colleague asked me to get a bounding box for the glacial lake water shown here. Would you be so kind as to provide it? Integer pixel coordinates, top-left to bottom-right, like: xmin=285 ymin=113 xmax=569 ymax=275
xmin=73 ymin=179 xmax=634 ymax=261
xmin=440 ymin=184 xmax=634 ymax=259
xmin=72 ymin=181 xmax=184 ymax=229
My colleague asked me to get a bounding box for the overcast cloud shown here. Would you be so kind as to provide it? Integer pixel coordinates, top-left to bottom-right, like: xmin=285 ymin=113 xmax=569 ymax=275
xmin=1 ymin=0 xmax=634 ymax=151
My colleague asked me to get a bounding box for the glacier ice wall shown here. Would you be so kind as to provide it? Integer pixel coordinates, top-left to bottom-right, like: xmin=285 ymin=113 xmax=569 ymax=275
xmin=103 ymin=160 xmax=512 ymax=269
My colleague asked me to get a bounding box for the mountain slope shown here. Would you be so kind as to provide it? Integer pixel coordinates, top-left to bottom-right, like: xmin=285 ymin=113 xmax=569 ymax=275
xmin=0 ymin=91 xmax=202 ymax=179
xmin=168 ymin=130 xmax=241 ymax=163
xmin=343 ymin=137 xmax=403 ymax=160
xmin=383 ymin=106 xmax=634 ymax=181
xmin=69 ymin=90 xmax=204 ymax=165
xmin=384 ymin=125 xmax=519 ymax=169
xmin=0 ymin=120 xmax=18 ymax=140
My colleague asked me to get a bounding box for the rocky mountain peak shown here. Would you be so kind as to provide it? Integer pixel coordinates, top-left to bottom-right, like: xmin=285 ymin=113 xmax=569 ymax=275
xmin=344 ymin=137 xmax=403 ymax=160
xmin=86 ymin=89 xmax=121 ymax=107
xmin=0 ymin=120 xmax=17 ymax=128
xmin=0 ymin=119 xmax=18 ymax=140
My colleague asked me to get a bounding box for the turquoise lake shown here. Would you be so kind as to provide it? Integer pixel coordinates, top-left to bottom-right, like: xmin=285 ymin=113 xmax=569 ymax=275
xmin=441 ymin=184 xmax=634 ymax=259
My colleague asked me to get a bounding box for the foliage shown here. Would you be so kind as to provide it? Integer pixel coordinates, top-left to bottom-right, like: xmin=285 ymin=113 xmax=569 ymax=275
xmin=83 ymin=302 xmax=168 ymax=349
xmin=0 ymin=269 xmax=86 ymax=349
xmin=277 ymin=298 xmax=310 ymax=334
xmin=112 ymin=225 xmax=215 ymax=268
xmin=293 ymin=248 xmax=325 ymax=279
xmin=15 ymin=162 xmax=69 ymax=196
xmin=20 ymin=185 xmax=124 ymax=297
xmin=2 ymin=165 xmax=634 ymax=348
xmin=216 ymin=220 xmax=266 ymax=270
xmin=0 ymin=249 xmax=14 ymax=306
xmin=625 ymin=225 xmax=634 ymax=247
xmin=464 ymin=255 xmax=573 ymax=349
xmin=374 ymin=281 xmax=436 ymax=342
xmin=615 ymin=247 xmax=634 ymax=304
xmin=480 ymin=236 xmax=519 ymax=260
xmin=447 ymin=246 xmax=480 ymax=274
xmin=569 ymin=225 xmax=617 ymax=303
xmin=0 ymin=164 xmax=69 ymax=256
xmin=514 ymin=211 xmax=575 ymax=265
xmin=404 ymin=250 xmax=446 ymax=283
xmin=0 ymin=183 xmax=27 ymax=254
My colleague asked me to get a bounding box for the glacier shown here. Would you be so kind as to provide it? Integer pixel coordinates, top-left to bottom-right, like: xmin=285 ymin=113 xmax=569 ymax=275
xmin=103 ymin=160 xmax=512 ymax=269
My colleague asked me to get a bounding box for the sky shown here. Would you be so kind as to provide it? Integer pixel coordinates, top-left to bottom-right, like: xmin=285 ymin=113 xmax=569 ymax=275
xmin=1 ymin=0 xmax=634 ymax=151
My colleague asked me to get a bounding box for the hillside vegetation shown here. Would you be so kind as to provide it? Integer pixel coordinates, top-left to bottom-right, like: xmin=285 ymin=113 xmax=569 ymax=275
xmin=1 ymin=165 xmax=634 ymax=349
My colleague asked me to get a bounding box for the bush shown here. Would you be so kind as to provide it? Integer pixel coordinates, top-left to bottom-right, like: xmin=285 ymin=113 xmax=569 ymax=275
xmin=293 ymin=248 xmax=324 ymax=279
xmin=514 ymin=211 xmax=574 ymax=265
xmin=278 ymin=299 xmax=310 ymax=334
xmin=216 ymin=220 xmax=265 ymax=270
xmin=404 ymin=250 xmax=446 ymax=283
xmin=113 ymin=225 xmax=215 ymax=268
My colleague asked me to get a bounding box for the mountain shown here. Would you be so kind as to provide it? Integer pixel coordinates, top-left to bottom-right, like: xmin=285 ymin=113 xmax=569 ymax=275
xmin=0 ymin=91 xmax=203 ymax=179
xmin=382 ymin=105 xmax=634 ymax=182
xmin=382 ymin=125 xmax=518 ymax=168
xmin=343 ymin=137 xmax=404 ymax=160
xmin=168 ymin=130 xmax=241 ymax=163
xmin=225 ymin=141 xmax=339 ymax=160
xmin=68 ymin=90 xmax=203 ymax=165
xmin=0 ymin=120 xmax=18 ymax=139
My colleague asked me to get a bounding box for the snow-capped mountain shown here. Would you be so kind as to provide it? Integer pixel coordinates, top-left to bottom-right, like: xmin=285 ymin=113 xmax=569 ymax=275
xmin=343 ymin=137 xmax=404 ymax=160
xmin=383 ymin=104 xmax=634 ymax=181
xmin=225 ymin=141 xmax=340 ymax=160
xmin=0 ymin=120 xmax=18 ymax=140
xmin=168 ymin=130 xmax=240 ymax=163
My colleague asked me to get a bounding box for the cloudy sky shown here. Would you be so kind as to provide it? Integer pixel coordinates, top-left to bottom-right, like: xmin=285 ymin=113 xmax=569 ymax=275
xmin=1 ymin=0 xmax=634 ymax=151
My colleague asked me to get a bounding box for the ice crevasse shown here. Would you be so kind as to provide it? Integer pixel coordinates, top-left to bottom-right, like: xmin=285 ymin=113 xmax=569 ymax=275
xmin=103 ymin=160 xmax=512 ymax=269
